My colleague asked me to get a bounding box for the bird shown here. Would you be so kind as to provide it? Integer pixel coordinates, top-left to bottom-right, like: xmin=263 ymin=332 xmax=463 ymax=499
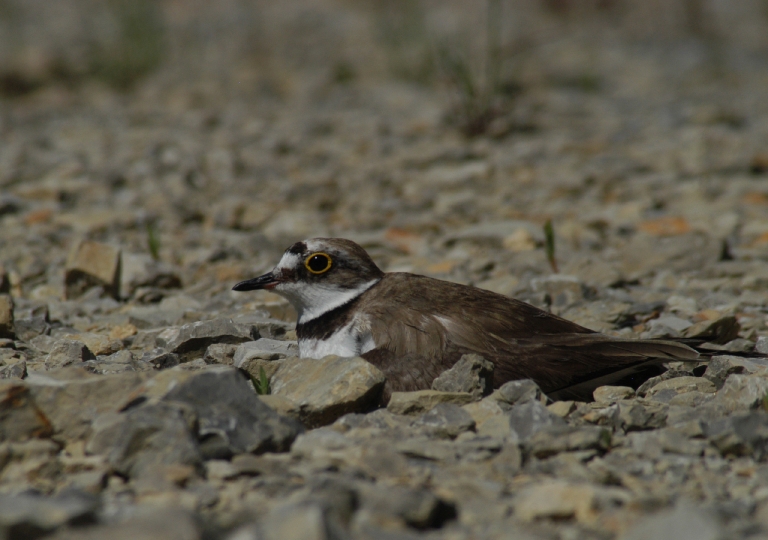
xmin=232 ymin=237 xmax=700 ymax=402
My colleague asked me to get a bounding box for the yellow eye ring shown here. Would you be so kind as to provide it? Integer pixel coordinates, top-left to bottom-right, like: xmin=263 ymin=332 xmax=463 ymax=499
xmin=304 ymin=252 xmax=332 ymax=274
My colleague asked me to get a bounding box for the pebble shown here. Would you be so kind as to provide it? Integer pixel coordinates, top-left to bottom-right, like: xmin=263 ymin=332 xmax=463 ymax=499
xmin=387 ymin=390 xmax=474 ymax=416
xmin=64 ymin=240 xmax=121 ymax=300
xmin=0 ymin=294 xmax=14 ymax=338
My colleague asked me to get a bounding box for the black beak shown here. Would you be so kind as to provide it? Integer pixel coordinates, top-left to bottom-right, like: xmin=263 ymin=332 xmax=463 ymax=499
xmin=232 ymin=272 xmax=279 ymax=291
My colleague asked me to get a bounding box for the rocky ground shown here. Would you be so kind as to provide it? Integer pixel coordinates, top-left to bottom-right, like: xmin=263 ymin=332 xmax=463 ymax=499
xmin=3 ymin=2 xmax=768 ymax=539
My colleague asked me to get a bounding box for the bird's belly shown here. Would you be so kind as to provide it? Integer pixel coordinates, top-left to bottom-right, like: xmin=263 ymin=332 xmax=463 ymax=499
xmin=298 ymin=323 xmax=375 ymax=359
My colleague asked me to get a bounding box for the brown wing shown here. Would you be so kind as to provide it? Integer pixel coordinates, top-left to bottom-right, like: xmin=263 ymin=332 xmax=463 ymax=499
xmin=360 ymin=273 xmax=698 ymax=400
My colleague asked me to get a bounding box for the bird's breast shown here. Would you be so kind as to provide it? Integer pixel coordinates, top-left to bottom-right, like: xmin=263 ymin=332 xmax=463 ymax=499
xmin=297 ymin=321 xmax=376 ymax=359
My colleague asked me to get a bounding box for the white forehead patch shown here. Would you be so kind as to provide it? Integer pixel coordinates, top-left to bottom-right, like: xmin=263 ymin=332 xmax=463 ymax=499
xmin=274 ymin=252 xmax=302 ymax=271
xmin=304 ymin=239 xmax=327 ymax=253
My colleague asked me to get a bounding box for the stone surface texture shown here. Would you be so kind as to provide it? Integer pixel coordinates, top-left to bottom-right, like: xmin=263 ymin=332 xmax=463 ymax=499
xmin=1 ymin=3 xmax=768 ymax=538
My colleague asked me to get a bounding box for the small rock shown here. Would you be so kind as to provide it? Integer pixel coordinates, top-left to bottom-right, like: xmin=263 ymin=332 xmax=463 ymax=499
xmin=530 ymin=274 xmax=588 ymax=309
xmin=0 ymin=491 xmax=98 ymax=537
xmin=86 ymin=401 xmax=202 ymax=479
xmin=431 ymin=353 xmax=494 ymax=399
xmin=411 ymin=403 xmax=476 ymax=439
xmin=703 ymin=355 xmax=768 ymax=389
xmin=233 ymin=339 xmax=298 ymax=375
xmin=0 ymin=382 xmax=53 ymax=441
xmin=45 ymin=340 xmax=95 ymax=369
xmin=0 ymin=359 xmax=26 ymax=379
xmin=65 ymin=240 xmax=121 ymax=299
xmin=13 ymin=316 xmax=50 ymax=342
xmin=0 ymin=294 xmax=14 ymax=338
xmin=72 ymin=332 xmax=122 ymax=356
xmin=614 ymin=401 xmax=668 ymax=432
xmin=644 ymin=315 xmax=693 ymax=338
xmin=593 ymin=385 xmax=635 ymax=404
xmin=271 ymin=355 xmax=386 ymax=427
xmin=128 ymin=366 xmax=302 ymax=457
xmin=637 ymin=369 xmax=693 ymax=396
xmin=507 ymin=399 xmax=566 ymax=442
xmin=158 ymin=318 xmax=261 ymax=361
xmin=491 ymin=378 xmax=547 ymax=406
xmin=139 ymin=348 xmax=180 ymax=370
xmin=757 ymin=336 xmax=768 ymax=355
xmin=48 ymin=507 xmax=200 ymax=540
xmin=706 ymin=411 xmax=768 ymax=460
xmin=626 ymin=429 xmax=707 ymax=458
xmin=683 ymin=315 xmax=741 ymax=344
xmin=356 ymin=483 xmax=457 ymax=530
xmin=257 ymin=504 xmax=330 ymax=540
xmin=204 ymin=343 xmax=239 ymax=365
xmin=387 ymin=390 xmax=474 ymax=416
xmin=619 ymin=501 xmax=722 ymax=540
xmin=514 ymin=481 xmax=596 ymax=523
xmin=527 ymin=425 xmax=611 ymax=458
xmin=120 ymin=252 xmax=182 ymax=299
xmin=26 ymin=369 xmax=148 ymax=441
xmin=645 ymin=376 xmax=716 ymax=402
xmin=109 ymin=323 xmax=138 ymax=341
xmin=547 ymin=400 xmax=577 ymax=417
xmin=712 ymin=374 xmax=768 ymax=412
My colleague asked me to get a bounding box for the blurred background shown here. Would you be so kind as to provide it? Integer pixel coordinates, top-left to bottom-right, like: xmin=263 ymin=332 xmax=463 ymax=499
xmin=1 ymin=0 xmax=768 ymax=309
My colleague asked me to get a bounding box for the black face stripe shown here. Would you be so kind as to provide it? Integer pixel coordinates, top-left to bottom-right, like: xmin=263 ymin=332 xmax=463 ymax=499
xmin=287 ymin=241 xmax=307 ymax=255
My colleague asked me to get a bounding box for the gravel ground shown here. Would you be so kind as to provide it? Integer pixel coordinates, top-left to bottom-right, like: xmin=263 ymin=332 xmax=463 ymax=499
xmin=2 ymin=2 xmax=768 ymax=539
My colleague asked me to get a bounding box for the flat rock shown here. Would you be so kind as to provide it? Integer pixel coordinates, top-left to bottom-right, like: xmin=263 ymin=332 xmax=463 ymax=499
xmin=387 ymin=390 xmax=474 ymax=416
xmin=527 ymin=425 xmax=611 ymax=458
xmin=44 ymin=340 xmax=95 ymax=369
xmin=514 ymin=481 xmax=597 ymax=523
xmin=431 ymin=353 xmax=494 ymax=400
xmin=619 ymin=501 xmax=722 ymax=540
xmin=233 ymin=339 xmax=298 ymax=378
xmin=0 ymin=491 xmax=98 ymax=537
xmin=158 ymin=318 xmax=261 ymax=361
xmin=712 ymin=374 xmax=768 ymax=413
xmin=120 ymin=252 xmax=182 ymax=299
xmin=491 ymin=379 xmax=547 ymax=406
xmin=645 ymin=376 xmax=716 ymax=402
xmin=411 ymin=403 xmax=476 ymax=439
xmin=127 ymin=366 xmax=302 ymax=457
xmin=86 ymin=401 xmax=202 ymax=479
xmin=0 ymin=294 xmax=14 ymax=339
xmin=0 ymin=382 xmax=53 ymax=442
xmin=26 ymin=368 xmax=148 ymax=441
xmin=272 ymin=355 xmax=385 ymax=427
xmin=64 ymin=240 xmax=121 ymax=299
xmin=703 ymin=355 xmax=768 ymax=389
xmin=593 ymin=385 xmax=635 ymax=404
xmin=507 ymin=399 xmax=566 ymax=442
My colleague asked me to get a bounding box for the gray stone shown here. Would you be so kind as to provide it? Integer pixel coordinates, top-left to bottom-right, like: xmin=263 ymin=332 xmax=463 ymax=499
xmin=712 ymin=374 xmax=768 ymax=412
xmin=48 ymin=507 xmax=201 ymax=540
xmin=513 ymin=481 xmax=599 ymax=523
xmin=0 ymin=359 xmax=26 ymax=380
xmin=356 ymin=483 xmax=457 ymax=530
xmin=0 ymin=294 xmax=14 ymax=339
xmin=26 ymin=369 xmax=148 ymax=441
xmin=387 ymin=390 xmax=474 ymax=416
xmin=614 ymin=401 xmax=668 ymax=432
xmin=637 ymin=369 xmax=693 ymax=396
xmin=492 ymin=379 xmax=547 ymax=406
xmin=271 ymin=355 xmax=385 ymax=427
xmin=411 ymin=403 xmax=476 ymax=439
xmin=44 ymin=340 xmax=95 ymax=369
xmin=507 ymin=399 xmax=566 ymax=443
xmin=644 ymin=315 xmax=693 ymax=338
xmin=157 ymin=318 xmax=261 ymax=361
xmin=86 ymin=401 xmax=202 ymax=479
xmin=757 ymin=336 xmax=768 ymax=355
xmin=82 ymin=350 xmax=146 ymax=375
xmin=705 ymin=411 xmax=768 ymax=460
xmin=527 ymin=425 xmax=611 ymax=458
xmin=0 ymin=491 xmax=98 ymax=538
xmin=431 ymin=353 xmax=494 ymax=399
xmin=157 ymin=367 xmax=303 ymax=457
xmin=645 ymin=376 xmax=716 ymax=401
xmin=204 ymin=343 xmax=239 ymax=365
xmin=683 ymin=315 xmax=741 ymax=344
xmin=65 ymin=240 xmax=121 ymax=299
xmin=139 ymin=348 xmax=181 ymax=369
xmin=13 ymin=316 xmax=50 ymax=342
xmin=120 ymin=252 xmax=182 ymax=299
xmin=619 ymin=501 xmax=722 ymax=540
xmin=233 ymin=339 xmax=298 ymax=378
xmin=703 ymin=355 xmax=768 ymax=389
xmin=593 ymin=385 xmax=635 ymax=404
xmin=0 ymin=381 xmax=53 ymax=441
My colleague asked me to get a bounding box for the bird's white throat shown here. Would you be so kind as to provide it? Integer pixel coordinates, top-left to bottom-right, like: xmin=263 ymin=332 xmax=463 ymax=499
xmin=275 ymin=277 xmax=381 ymax=324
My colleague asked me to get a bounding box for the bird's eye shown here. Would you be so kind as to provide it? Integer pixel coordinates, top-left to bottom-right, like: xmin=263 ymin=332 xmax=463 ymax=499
xmin=304 ymin=253 xmax=332 ymax=274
